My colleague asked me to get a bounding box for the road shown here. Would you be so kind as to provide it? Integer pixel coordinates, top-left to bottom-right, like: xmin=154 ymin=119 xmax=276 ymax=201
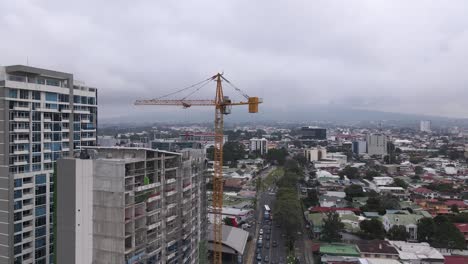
xmin=245 ymin=166 xmax=287 ymax=264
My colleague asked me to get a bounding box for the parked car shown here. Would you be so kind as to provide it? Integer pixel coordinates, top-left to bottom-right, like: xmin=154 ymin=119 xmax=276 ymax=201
xmin=259 ymin=229 xmax=264 ymax=235
xmin=257 ymin=254 xmax=262 ymax=261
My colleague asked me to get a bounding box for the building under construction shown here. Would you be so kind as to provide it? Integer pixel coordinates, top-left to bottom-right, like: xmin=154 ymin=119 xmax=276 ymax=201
xmin=56 ymin=147 xmax=206 ymax=264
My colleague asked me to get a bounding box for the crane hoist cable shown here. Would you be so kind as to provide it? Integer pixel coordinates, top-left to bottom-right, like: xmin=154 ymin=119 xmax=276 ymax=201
xmin=220 ymin=76 xmax=250 ymax=99
xmin=153 ymin=76 xmax=215 ymax=100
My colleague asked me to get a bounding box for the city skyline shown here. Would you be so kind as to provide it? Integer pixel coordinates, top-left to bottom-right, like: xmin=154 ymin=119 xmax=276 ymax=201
xmin=2 ymin=1 xmax=468 ymax=119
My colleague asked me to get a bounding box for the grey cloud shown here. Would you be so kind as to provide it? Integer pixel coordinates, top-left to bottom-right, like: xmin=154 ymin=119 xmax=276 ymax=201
xmin=2 ymin=0 xmax=468 ymax=119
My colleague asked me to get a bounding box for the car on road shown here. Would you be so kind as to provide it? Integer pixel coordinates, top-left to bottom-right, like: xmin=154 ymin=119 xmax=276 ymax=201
xmin=266 ymin=235 xmax=270 ymax=240
xmin=272 ymin=241 xmax=277 ymax=247
xmin=265 ymin=228 xmax=271 ymax=234
xmin=259 ymin=235 xmax=263 ymax=240
xmin=265 ymin=242 xmax=270 ymax=249
xmin=259 ymin=229 xmax=264 ymax=235
xmin=257 ymin=254 xmax=262 ymax=261
xmin=257 ymin=240 xmax=262 ymax=248
xmin=256 ymin=247 xmax=260 ymax=254
xmin=264 ymin=255 xmax=270 ymax=263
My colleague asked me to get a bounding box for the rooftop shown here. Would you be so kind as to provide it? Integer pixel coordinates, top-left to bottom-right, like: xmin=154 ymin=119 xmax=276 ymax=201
xmin=356 ymin=240 xmax=398 ymax=255
xmin=388 ymin=241 xmax=444 ymax=261
xmin=320 ymin=244 xmax=360 ymax=257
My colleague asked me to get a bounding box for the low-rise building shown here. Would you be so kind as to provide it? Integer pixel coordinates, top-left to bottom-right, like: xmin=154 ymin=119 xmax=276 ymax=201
xmin=388 ymin=241 xmax=444 ymax=264
xmin=356 ymin=240 xmax=399 ymax=260
xmin=382 ymin=212 xmax=423 ymax=241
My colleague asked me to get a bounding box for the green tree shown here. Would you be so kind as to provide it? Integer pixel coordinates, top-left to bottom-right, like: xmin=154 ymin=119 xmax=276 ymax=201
xmin=365 ymin=170 xmax=379 ymax=180
xmin=303 ymin=189 xmax=319 ymax=208
xmin=293 ymin=154 xmax=308 ymax=167
xmin=417 ymin=218 xmax=436 ymax=243
xmin=431 ymin=216 xmax=466 ymax=249
xmin=452 ymin=204 xmax=460 ymax=213
xmin=344 ymin=184 xmax=365 ymax=201
xmin=414 ymin=166 xmax=424 ymax=175
xmin=387 ymin=225 xmax=409 ymax=241
xmin=274 ymin=187 xmax=302 ymax=249
xmin=223 ymin=217 xmax=235 ymax=226
xmin=359 ymin=219 xmax=386 ymax=239
xmin=339 ymin=166 xmax=360 ymax=179
xmin=321 ymin=212 xmax=344 ymax=242
xmin=266 ymin=148 xmax=288 ymax=165
xmin=392 ymin=178 xmax=408 ymax=189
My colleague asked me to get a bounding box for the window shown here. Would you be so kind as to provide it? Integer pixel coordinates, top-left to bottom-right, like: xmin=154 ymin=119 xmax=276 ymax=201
xmin=19 ymin=90 xmax=29 ymax=99
xmin=14 ymin=245 xmax=22 ymax=255
xmin=37 ymin=78 xmax=45 ymax=85
xmin=59 ymin=94 xmax=69 ymax=102
xmin=35 ymin=206 xmax=46 ymax=217
xmin=35 ymin=195 xmax=46 ymax=206
xmin=32 ymin=154 xmax=41 ymax=163
xmin=46 ymin=79 xmax=60 ymax=87
xmin=35 ymin=216 xmax=46 ymax=227
xmin=74 ymin=95 xmax=80 ymax=103
xmin=9 ymin=89 xmax=18 ymax=98
xmin=32 ymin=133 xmax=41 ymax=142
xmin=14 ymin=212 xmax=22 ymax=222
xmin=32 ymin=112 xmax=41 ymax=121
xmin=14 ymin=179 xmax=22 ymax=188
xmin=32 ymin=123 xmax=41 ymax=132
xmin=35 ymin=174 xmax=46 ymax=185
xmin=14 ymin=190 xmax=22 ymax=199
xmin=14 ymin=223 xmax=22 ymax=233
xmin=35 ymin=226 xmax=46 ymax=237
xmin=32 ymin=164 xmax=41 ymax=172
xmin=14 ymin=201 xmax=22 ymax=210
xmin=35 ymin=248 xmax=46 ymax=260
xmin=32 ymin=144 xmax=41 ymax=153
xmin=14 ymin=234 xmax=22 ymax=244
xmin=32 ymin=91 xmax=41 ymax=100
xmin=35 ymin=186 xmax=46 ymax=196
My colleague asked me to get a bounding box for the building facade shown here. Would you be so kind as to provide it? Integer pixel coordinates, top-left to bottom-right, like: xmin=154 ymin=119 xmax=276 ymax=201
xmin=352 ymin=140 xmax=367 ymax=155
xmin=0 ymin=65 xmax=97 ymax=264
xmin=299 ymin=126 xmax=326 ymax=140
xmin=366 ymin=134 xmax=388 ymax=156
xmin=420 ymin=120 xmax=431 ymax=132
xmin=56 ymin=147 xmax=206 ymax=264
xmin=249 ymin=138 xmax=268 ymax=155
xmin=304 ymin=147 xmax=327 ymax=162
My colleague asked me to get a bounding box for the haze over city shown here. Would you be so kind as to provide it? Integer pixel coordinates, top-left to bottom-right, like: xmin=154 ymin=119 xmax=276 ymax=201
xmin=2 ymin=0 xmax=468 ymax=120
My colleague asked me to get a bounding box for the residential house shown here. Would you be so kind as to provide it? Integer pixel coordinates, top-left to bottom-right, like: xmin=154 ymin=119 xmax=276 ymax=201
xmin=356 ymin=240 xmax=399 ymax=260
xmin=411 ymin=187 xmax=439 ymax=199
xmin=382 ymin=211 xmax=423 ymax=241
xmin=388 ymin=241 xmax=444 ymax=264
xmin=454 ymin=223 xmax=468 ymax=245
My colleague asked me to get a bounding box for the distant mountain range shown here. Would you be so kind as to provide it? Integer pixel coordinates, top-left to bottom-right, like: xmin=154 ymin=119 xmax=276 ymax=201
xmin=100 ymin=105 xmax=466 ymax=126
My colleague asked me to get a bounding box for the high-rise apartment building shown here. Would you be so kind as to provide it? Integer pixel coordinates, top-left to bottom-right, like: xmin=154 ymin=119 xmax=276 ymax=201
xmin=249 ymin=138 xmax=268 ymax=155
xmin=366 ymin=134 xmax=388 ymax=156
xmin=0 ymin=65 xmax=97 ymax=264
xmin=420 ymin=120 xmax=431 ymax=132
xmin=56 ymin=147 xmax=206 ymax=264
xmin=352 ymin=140 xmax=367 ymax=155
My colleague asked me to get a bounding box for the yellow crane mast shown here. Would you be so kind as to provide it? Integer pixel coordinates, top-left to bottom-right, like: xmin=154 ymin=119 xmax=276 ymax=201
xmin=135 ymin=73 xmax=261 ymax=264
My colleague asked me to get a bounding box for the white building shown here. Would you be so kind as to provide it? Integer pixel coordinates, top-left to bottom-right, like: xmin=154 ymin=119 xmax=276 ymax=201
xmin=304 ymin=147 xmax=327 ymax=162
xmin=249 ymin=138 xmax=268 ymax=155
xmin=56 ymin=147 xmax=206 ymax=264
xmin=420 ymin=120 xmax=431 ymax=133
xmin=366 ymin=134 xmax=388 ymax=156
xmin=0 ymin=65 xmax=98 ymax=263
xmin=352 ymin=141 xmax=367 ymax=155
xmin=372 ymin=177 xmax=394 ymax=186
xmin=326 ymin=153 xmax=348 ymax=165
xmin=388 ymin=241 xmax=444 ymax=264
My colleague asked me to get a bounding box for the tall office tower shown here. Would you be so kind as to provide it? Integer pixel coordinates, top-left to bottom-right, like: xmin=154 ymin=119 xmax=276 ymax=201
xmin=366 ymin=134 xmax=388 ymax=156
xmin=0 ymin=65 xmax=97 ymax=264
xmin=56 ymin=147 xmax=206 ymax=264
xmin=249 ymin=138 xmax=268 ymax=155
xmin=420 ymin=120 xmax=431 ymax=132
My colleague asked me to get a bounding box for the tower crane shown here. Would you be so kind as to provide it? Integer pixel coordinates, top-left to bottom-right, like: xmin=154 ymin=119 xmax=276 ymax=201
xmin=135 ymin=73 xmax=262 ymax=264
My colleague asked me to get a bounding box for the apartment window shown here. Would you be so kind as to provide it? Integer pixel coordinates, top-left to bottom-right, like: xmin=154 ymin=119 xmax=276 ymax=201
xmin=45 ymin=103 xmax=58 ymax=109
xmin=14 ymin=245 xmax=22 ymax=255
xmin=32 ymin=102 xmax=40 ymax=110
xmin=14 ymin=212 xmax=22 ymax=222
xmin=14 ymin=179 xmax=22 ymax=188
xmin=35 ymin=195 xmax=46 ymax=206
xmin=19 ymin=90 xmax=29 ymax=99
xmin=73 ymin=95 xmax=80 ymax=103
xmin=32 ymin=112 xmax=41 ymax=121
xmin=32 ymin=123 xmax=41 ymax=132
xmin=32 ymin=164 xmax=41 ymax=172
xmin=14 ymin=201 xmax=22 ymax=210
xmin=14 ymin=234 xmax=22 ymax=244
xmin=37 ymin=78 xmax=45 ymax=85
xmin=14 ymin=223 xmax=22 ymax=233
xmin=59 ymin=94 xmax=69 ymax=102
xmin=32 ymin=91 xmax=41 ymax=100
xmin=32 ymin=154 xmax=41 ymax=163
xmin=35 ymin=206 xmax=46 ymax=217
xmin=35 ymin=174 xmax=46 ymax=185
xmin=32 ymin=133 xmax=41 ymax=142
xmin=46 ymin=79 xmax=60 ymax=87
xmin=35 ymin=216 xmax=46 ymax=227
xmin=35 ymin=226 xmax=46 ymax=237
xmin=35 ymin=186 xmax=46 ymax=196
xmin=35 ymin=249 xmax=46 ymax=261
xmin=32 ymin=144 xmax=41 ymax=153
xmin=14 ymin=190 xmax=22 ymax=199
xmin=9 ymin=89 xmax=18 ymax=98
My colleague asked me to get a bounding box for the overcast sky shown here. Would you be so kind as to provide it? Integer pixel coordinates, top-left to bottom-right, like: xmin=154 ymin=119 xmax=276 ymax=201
xmin=2 ymin=0 xmax=468 ymax=120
